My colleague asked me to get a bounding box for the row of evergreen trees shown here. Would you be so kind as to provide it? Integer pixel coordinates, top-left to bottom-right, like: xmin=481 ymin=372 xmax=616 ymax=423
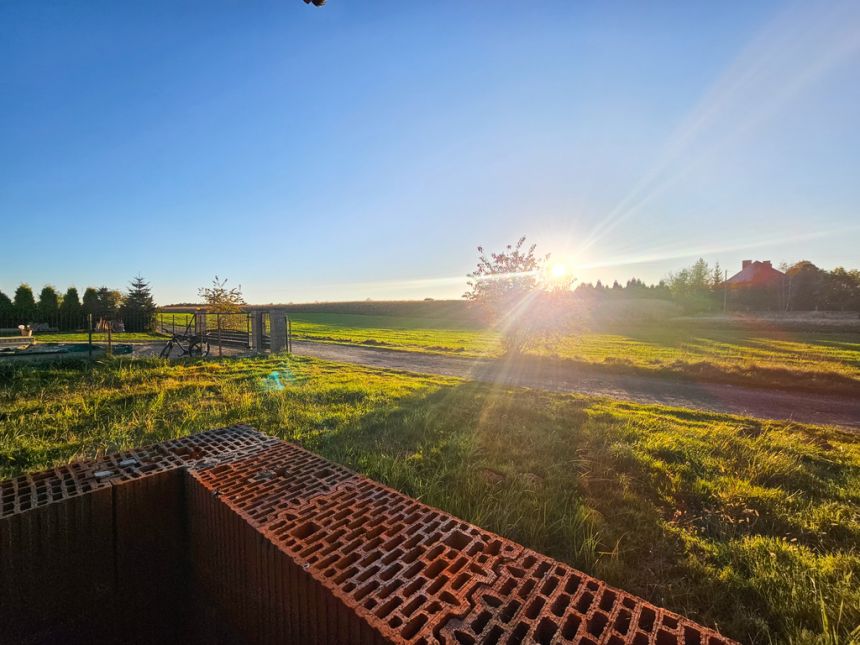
xmin=0 ymin=276 xmax=157 ymax=332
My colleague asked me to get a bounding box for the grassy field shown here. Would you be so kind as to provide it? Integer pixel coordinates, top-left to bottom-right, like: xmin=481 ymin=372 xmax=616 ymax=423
xmin=284 ymin=312 xmax=860 ymax=394
xmin=1 ymin=355 xmax=857 ymax=643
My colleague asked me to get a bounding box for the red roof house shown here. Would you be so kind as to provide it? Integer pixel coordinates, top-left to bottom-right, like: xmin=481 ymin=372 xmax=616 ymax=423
xmin=725 ymin=260 xmax=785 ymax=288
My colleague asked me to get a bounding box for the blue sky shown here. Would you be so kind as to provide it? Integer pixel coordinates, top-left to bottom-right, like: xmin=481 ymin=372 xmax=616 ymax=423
xmin=2 ymin=1 xmax=859 ymax=304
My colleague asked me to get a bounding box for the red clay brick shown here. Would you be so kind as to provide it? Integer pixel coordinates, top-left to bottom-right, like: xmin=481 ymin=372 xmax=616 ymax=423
xmin=0 ymin=426 xmax=737 ymax=645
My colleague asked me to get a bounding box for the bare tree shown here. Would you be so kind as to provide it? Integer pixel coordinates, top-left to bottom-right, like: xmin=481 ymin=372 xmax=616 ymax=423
xmin=198 ymin=276 xmax=245 ymax=313
xmin=464 ymin=237 xmax=574 ymax=354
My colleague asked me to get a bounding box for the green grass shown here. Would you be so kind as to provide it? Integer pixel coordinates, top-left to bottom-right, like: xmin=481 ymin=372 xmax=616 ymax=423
xmin=285 ymin=313 xmax=860 ymax=394
xmin=1 ymin=355 xmax=857 ymax=643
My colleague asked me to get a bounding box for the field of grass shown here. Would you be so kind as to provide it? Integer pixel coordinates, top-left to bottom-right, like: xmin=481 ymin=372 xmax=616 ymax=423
xmin=1 ymin=355 xmax=857 ymax=643
xmin=285 ymin=312 xmax=860 ymax=394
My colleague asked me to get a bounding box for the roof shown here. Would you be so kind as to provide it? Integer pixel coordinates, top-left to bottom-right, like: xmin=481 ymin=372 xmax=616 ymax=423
xmin=725 ymin=261 xmax=785 ymax=287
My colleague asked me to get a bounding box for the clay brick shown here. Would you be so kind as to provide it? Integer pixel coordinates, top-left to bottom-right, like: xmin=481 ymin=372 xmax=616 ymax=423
xmin=0 ymin=426 xmax=736 ymax=645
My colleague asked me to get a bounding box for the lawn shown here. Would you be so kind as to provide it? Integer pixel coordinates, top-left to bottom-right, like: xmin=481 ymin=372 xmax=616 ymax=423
xmin=1 ymin=355 xmax=857 ymax=644
xmin=286 ymin=312 xmax=860 ymax=394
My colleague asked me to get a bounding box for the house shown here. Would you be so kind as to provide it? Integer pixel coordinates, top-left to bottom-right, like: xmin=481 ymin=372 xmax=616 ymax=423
xmin=725 ymin=260 xmax=785 ymax=288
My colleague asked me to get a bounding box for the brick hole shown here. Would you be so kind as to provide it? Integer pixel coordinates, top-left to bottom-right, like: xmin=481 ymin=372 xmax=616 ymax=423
xmin=657 ymin=629 xmax=678 ymax=645
xmin=402 ymin=561 xmax=424 ymax=579
xmin=576 ymin=591 xmax=594 ymax=613
xmin=355 ymin=565 xmax=381 ymax=583
xmin=663 ymin=615 xmax=679 ymax=629
xmin=389 ymin=616 xmax=403 ymax=629
xmin=363 ymin=597 xmax=378 ymax=611
xmin=508 ymin=621 xmax=529 ymax=645
xmin=448 ymin=557 xmax=469 ymax=574
xmin=315 ymin=468 xmax=334 ymax=479
xmin=443 ymin=529 xmax=471 ymax=552
xmin=607 ymin=636 xmax=625 ymax=645
xmin=426 ymin=574 xmax=449 ymax=595
xmin=683 ymin=627 xmax=702 ymax=645
xmin=525 ymin=597 xmax=545 ymax=619
xmin=500 ymin=600 xmax=521 ymax=623
xmin=535 ymin=617 xmax=558 ymax=645
xmin=380 ymin=563 xmax=403 ymax=581
xmin=381 ymin=548 xmax=404 ymax=566
xmin=402 ymin=576 xmax=425 ymax=596
xmin=427 ymin=601 xmax=442 ymax=613
xmin=471 ymin=610 xmax=492 ymax=633
xmin=379 ymin=580 xmax=403 ymax=599
xmin=517 ymin=579 xmax=536 ymax=599
xmin=401 ymin=614 xmax=428 ymax=640
xmin=499 ymin=579 xmax=517 ymax=595
xmin=439 ymin=591 xmax=457 ymax=605
xmin=587 ymin=612 xmax=608 ymax=637
xmin=401 ymin=595 xmax=427 ymax=618
xmin=564 ymin=575 xmax=581 ymax=595
xmin=586 ymin=580 xmax=598 ymax=591
xmin=451 ymin=573 xmax=470 ymax=591
xmin=289 ymin=520 xmax=320 ymax=540
xmin=375 ymin=596 xmax=402 ymax=619
xmin=469 ymin=563 xmax=487 ymax=576
xmin=454 ymin=631 xmax=476 ymax=645
xmin=484 ymin=540 xmax=502 ymax=556
xmin=403 ymin=547 xmax=423 ymax=564
xmin=482 ymin=594 xmax=503 ymax=608
xmin=426 ymin=544 xmax=445 ymax=560
xmin=540 ymin=576 xmax=559 ymax=596
xmin=633 ymin=633 xmax=650 ymax=645
xmin=507 ymin=566 xmax=526 ymax=578
xmin=614 ymin=609 xmax=632 ymax=634
xmin=550 ymin=594 xmax=570 ymax=616
xmin=485 ymin=626 xmax=504 ymax=645
xmin=639 ymin=607 xmax=656 ymax=632
xmin=354 ymin=580 xmax=380 ymax=601
xmin=534 ymin=562 xmax=551 ymax=578
xmin=425 ymin=560 xmax=447 ymax=579
xmin=600 ymin=589 xmax=617 ymax=612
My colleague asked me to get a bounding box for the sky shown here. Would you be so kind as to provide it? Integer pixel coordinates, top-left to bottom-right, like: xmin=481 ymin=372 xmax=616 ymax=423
xmin=2 ymin=0 xmax=859 ymax=305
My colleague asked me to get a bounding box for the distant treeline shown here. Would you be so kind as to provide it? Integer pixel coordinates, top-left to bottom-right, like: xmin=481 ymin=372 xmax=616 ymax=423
xmin=579 ymin=259 xmax=860 ymax=313
xmin=0 ymin=277 xmax=157 ymax=331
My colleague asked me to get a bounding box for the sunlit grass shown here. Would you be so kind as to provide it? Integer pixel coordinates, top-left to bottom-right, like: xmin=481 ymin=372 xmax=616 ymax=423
xmin=0 ymin=355 xmax=857 ymax=643
xmin=287 ymin=313 xmax=860 ymax=393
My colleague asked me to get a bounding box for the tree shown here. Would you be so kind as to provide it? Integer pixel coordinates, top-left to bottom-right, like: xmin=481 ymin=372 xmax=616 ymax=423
xmin=0 ymin=290 xmax=14 ymax=326
xmin=82 ymin=287 xmax=100 ymax=320
xmin=96 ymin=287 xmax=123 ymax=319
xmin=37 ymin=286 xmax=61 ymax=325
xmin=13 ymin=284 xmax=36 ymax=323
xmin=666 ymin=258 xmax=716 ymax=312
xmin=785 ymin=261 xmax=824 ymax=311
xmin=464 ymin=236 xmax=572 ymax=353
xmin=59 ymin=287 xmax=82 ymax=330
xmin=122 ymin=275 xmax=157 ymax=332
xmin=198 ymin=276 xmax=245 ymax=312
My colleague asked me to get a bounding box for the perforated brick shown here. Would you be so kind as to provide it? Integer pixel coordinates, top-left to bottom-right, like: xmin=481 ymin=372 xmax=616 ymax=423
xmin=0 ymin=426 xmax=737 ymax=644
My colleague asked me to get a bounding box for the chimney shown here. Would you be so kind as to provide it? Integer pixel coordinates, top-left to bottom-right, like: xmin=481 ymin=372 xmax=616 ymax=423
xmin=742 ymin=260 xmax=751 ymax=269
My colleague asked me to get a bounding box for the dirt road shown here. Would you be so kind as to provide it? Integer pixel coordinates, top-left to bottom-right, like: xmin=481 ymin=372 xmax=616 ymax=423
xmin=292 ymin=340 xmax=860 ymax=429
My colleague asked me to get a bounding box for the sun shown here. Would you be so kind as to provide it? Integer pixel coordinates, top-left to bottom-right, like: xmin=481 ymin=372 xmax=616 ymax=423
xmin=549 ymin=262 xmax=569 ymax=278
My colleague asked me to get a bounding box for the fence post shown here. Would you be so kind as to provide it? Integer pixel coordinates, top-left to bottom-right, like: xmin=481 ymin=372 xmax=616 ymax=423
xmin=252 ymin=311 xmax=264 ymax=354
xmin=107 ymin=323 xmax=112 ymax=356
xmin=88 ymin=314 xmax=93 ymax=361
xmin=269 ymin=310 xmax=286 ymax=353
xmin=217 ymin=313 xmax=223 ymax=357
xmin=287 ymin=317 xmax=292 ymax=354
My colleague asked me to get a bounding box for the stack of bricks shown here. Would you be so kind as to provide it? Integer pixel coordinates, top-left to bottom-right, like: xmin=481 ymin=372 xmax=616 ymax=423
xmin=0 ymin=426 xmax=735 ymax=644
